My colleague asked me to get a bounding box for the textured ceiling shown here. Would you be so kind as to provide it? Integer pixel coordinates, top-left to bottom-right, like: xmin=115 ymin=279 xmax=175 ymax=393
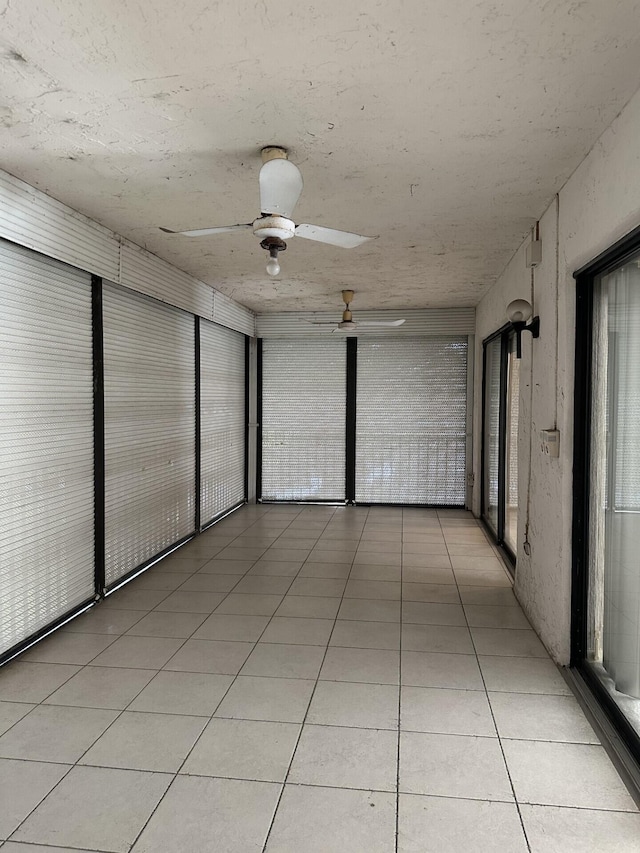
xmin=1 ymin=0 xmax=640 ymax=313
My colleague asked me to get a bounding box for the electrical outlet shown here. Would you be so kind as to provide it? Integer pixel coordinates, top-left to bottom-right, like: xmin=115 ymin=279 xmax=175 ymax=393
xmin=540 ymin=429 xmax=560 ymax=458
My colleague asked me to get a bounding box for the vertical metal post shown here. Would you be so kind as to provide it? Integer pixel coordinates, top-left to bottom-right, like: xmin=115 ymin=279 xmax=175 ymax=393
xmin=91 ymin=275 xmax=106 ymax=596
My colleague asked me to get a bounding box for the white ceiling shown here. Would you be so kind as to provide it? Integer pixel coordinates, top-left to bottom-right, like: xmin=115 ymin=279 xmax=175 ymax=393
xmin=1 ymin=1 xmax=640 ymax=313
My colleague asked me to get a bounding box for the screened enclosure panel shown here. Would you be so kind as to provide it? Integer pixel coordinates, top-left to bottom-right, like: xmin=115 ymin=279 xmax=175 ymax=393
xmin=103 ymin=284 xmax=196 ymax=585
xmin=261 ymin=338 xmax=346 ymax=500
xmin=0 ymin=240 xmax=94 ymax=655
xmin=200 ymin=321 xmax=246 ymax=524
xmin=356 ymin=336 xmax=468 ymax=504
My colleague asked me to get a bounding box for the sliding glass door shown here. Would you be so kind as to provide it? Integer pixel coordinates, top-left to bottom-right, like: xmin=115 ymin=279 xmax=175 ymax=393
xmin=482 ymin=328 xmax=520 ymax=563
xmin=574 ymin=242 xmax=640 ymax=759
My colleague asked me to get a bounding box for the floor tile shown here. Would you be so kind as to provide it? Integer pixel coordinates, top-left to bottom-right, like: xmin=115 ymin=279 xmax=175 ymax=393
xmin=464 ymin=604 xmax=531 ymax=628
xmin=0 ymin=758 xmax=70 ymax=839
xmin=177 ymin=573 xmax=242 ymax=592
xmin=451 ymin=555 xmax=505 ymax=571
xmin=0 ymin=705 xmax=118 ymax=763
xmin=197 ymin=559 xmax=254 ymax=574
xmin=241 ymin=643 xmax=325 ymax=679
xmin=289 ymin=723 xmax=397 ymax=791
xmin=0 ymin=701 xmax=35 ymax=735
xmin=320 ymin=646 xmax=400 ymax=685
xmin=214 ymin=593 xmax=284 ymax=616
xmin=402 ymin=623 xmax=474 ymax=654
xmin=520 ymin=804 xmax=640 ymax=853
xmin=398 ymin=794 xmax=528 ymax=853
xmin=357 ymin=540 xmax=402 ymax=554
xmin=401 ymin=541 xmax=448 ymax=555
xmin=265 ymin=784 xmax=396 ymax=853
xmin=490 ymin=692 xmax=599 ymax=743
xmin=90 ymin=635 xmax=184 ymax=669
xmin=0 ymin=662 xmax=80 ymax=703
xmin=287 ymin=578 xmax=347 ymax=597
xmin=215 ymin=676 xmax=315 ymax=723
xmin=458 ymin=586 xmax=519 ymax=606
xmin=101 ymin=588 xmax=170 ymax=610
xmin=125 ymin=610 xmax=208 ymax=638
xmin=275 ymin=595 xmax=341 ymax=619
xmin=400 ymin=731 xmax=513 ymax=801
xmin=307 ymin=681 xmax=399 ymax=729
xmin=129 ymin=571 xmax=189 ymax=591
xmin=232 ymin=576 xmax=294 ymax=595
xmin=353 ymin=552 xmax=401 ymax=567
xmin=471 ymin=627 xmax=548 ymax=657
xmin=181 ymin=717 xmax=300 ymax=782
xmin=43 ymin=666 xmax=156 ymax=710
xmin=13 ymin=765 xmax=171 ymax=852
xmin=216 ymin=547 xmax=269 ymax=561
xmin=338 ymin=598 xmax=401 ymax=622
xmin=349 ymin=564 xmax=401 ymax=581
xmin=131 ymin=775 xmax=280 ymax=853
xmin=307 ymin=550 xmax=354 ymax=565
xmin=402 ymin=554 xmax=451 ymax=569
xmin=502 ymin=740 xmax=637 ymax=810
xmin=401 ymin=651 xmax=484 ymax=690
xmin=401 ymin=567 xmax=457 ymax=585
xmin=62 ymin=607 xmax=147 ymax=635
xmin=344 ymin=580 xmax=401 ymax=600
xmin=79 ymin=710 xmax=206 ymax=772
xmin=260 ymin=616 xmax=334 ymax=645
xmin=19 ymin=632 xmax=117 ymax=665
xmin=401 ymin=601 xmax=466 ymax=626
xmin=192 ymin=613 xmax=270 ymax=642
xmin=298 ymin=562 xmax=351 ymax=579
xmin=153 ymin=590 xmax=227 ymax=613
xmin=479 ymin=656 xmax=572 ymax=695
xmin=454 ymin=568 xmax=512 ymax=588
xmin=128 ymin=670 xmax=233 ymax=716
xmin=248 ymin=560 xmax=302 ymax=576
xmin=163 ymin=638 xmax=253 ymax=674
xmin=330 ymin=620 xmax=401 ymax=650
xmin=401 ymin=686 xmax=496 ymax=736
xmin=399 ymin=583 xmax=460 ymax=604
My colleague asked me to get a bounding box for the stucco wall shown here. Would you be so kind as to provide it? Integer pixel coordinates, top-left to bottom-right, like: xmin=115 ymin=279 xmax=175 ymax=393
xmin=473 ymin=85 xmax=640 ymax=665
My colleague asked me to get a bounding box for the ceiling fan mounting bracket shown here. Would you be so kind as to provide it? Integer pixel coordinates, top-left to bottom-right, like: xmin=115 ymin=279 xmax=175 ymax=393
xmin=342 ymin=289 xmax=355 ymax=305
xmin=261 ymin=146 xmax=289 ymax=164
xmin=260 ymin=236 xmax=287 ymax=255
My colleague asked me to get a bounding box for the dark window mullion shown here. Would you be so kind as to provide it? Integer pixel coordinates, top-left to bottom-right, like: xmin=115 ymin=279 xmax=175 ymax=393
xmin=346 ymin=337 xmax=357 ymax=503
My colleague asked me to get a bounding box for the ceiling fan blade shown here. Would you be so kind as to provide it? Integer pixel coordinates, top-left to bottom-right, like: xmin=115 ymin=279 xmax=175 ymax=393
xmin=294 ymin=224 xmax=375 ymax=248
xmin=259 ymin=158 xmax=303 ymax=218
xmin=357 ymin=320 xmax=406 ymax=327
xmin=159 ymin=224 xmax=253 ymax=237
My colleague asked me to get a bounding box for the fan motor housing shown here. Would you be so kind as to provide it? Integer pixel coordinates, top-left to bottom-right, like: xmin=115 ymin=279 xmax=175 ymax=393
xmin=253 ymin=215 xmax=295 ymax=240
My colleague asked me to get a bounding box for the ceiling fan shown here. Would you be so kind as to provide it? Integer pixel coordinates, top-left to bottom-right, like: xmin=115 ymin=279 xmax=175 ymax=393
xmin=310 ymin=290 xmax=405 ymax=331
xmin=160 ymin=146 xmax=376 ymax=277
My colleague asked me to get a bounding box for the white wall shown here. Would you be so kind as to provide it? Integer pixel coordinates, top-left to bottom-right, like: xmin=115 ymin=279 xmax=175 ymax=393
xmin=473 ymin=86 xmax=640 ymax=664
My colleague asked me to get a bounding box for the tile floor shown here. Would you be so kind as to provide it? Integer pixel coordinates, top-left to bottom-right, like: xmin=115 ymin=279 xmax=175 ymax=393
xmin=1 ymin=504 xmax=639 ymax=852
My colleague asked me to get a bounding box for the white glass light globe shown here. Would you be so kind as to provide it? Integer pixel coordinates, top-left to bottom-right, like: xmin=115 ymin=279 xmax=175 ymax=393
xmin=506 ymin=299 xmax=532 ymax=323
xmin=266 ymin=256 xmax=280 ymax=276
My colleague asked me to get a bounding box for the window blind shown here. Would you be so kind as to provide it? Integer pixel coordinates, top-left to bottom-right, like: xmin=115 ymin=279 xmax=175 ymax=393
xmin=103 ymin=284 xmax=196 ymax=586
xmin=0 ymin=240 xmax=94 ymax=654
xmin=261 ymin=338 xmax=346 ymax=501
xmin=200 ymin=320 xmax=246 ymax=524
xmin=355 ymin=336 xmax=468 ymax=504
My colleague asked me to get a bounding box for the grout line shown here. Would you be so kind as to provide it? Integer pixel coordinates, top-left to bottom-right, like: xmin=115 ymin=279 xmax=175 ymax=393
xmin=259 ymin=505 xmax=370 ymax=853
xmin=445 ymin=529 xmax=533 ymax=853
